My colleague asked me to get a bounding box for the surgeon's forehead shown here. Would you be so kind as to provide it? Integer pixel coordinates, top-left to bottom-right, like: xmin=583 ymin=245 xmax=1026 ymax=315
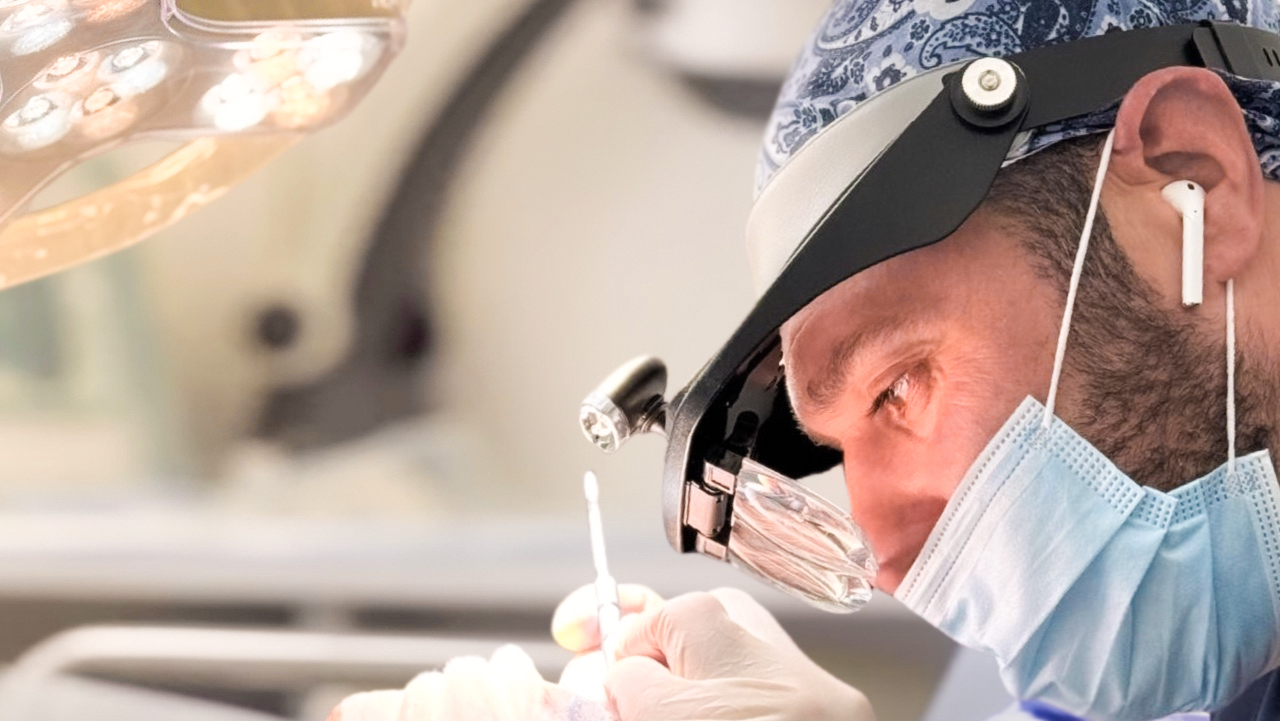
xmin=780 ymin=252 xmax=912 ymax=349
xmin=779 ymin=215 xmax=998 ymax=394
xmin=780 ymin=263 xmax=907 ymax=411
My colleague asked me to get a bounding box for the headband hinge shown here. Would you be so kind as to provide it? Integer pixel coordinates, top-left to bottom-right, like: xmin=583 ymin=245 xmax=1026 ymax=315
xmin=1196 ymin=21 xmax=1280 ymax=82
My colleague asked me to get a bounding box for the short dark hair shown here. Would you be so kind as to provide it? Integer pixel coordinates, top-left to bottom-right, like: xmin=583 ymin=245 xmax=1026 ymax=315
xmin=984 ymin=135 xmax=1111 ymax=291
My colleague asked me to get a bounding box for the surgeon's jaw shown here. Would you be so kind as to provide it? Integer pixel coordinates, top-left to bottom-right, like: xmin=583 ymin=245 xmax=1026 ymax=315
xmin=780 ymin=207 xmax=1064 ymax=593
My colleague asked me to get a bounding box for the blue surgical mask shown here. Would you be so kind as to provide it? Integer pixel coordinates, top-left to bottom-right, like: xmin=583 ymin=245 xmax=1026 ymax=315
xmin=894 ymin=131 xmax=1280 ymax=721
xmin=898 ymin=397 xmax=1280 ymax=721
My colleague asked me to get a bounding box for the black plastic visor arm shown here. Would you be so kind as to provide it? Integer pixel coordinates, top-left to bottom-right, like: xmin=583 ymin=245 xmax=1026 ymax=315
xmin=661 ymin=21 xmax=1280 ymax=554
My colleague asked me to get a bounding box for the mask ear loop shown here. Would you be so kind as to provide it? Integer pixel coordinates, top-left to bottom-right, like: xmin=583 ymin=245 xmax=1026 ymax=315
xmin=1044 ymin=130 xmax=1117 ymax=429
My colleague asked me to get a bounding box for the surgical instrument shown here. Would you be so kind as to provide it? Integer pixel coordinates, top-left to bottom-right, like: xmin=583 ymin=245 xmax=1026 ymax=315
xmin=583 ymin=471 xmax=620 ymax=669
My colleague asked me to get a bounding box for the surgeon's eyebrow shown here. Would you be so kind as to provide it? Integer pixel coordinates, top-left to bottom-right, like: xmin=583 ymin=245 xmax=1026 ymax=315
xmin=799 ymin=320 xmax=909 ymax=415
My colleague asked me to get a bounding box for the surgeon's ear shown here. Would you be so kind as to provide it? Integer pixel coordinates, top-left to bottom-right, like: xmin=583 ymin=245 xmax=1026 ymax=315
xmin=1109 ymin=67 xmax=1264 ymax=285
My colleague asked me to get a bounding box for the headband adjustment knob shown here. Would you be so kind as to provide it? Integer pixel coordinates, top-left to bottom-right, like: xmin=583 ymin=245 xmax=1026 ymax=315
xmin=951 ymin=56 xmax=1028 ymax=128
xmin=961 ymin=57 xmax=1019 ymax=112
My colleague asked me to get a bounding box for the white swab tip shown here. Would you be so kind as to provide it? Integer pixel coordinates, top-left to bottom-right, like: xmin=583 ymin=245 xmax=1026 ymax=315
xmin=584 ymin=471 xmax=599 ymax=504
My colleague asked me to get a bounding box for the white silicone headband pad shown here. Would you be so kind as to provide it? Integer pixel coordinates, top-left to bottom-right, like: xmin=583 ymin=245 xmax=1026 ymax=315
xmin=746 ymin=64 xmax=956 ymax=295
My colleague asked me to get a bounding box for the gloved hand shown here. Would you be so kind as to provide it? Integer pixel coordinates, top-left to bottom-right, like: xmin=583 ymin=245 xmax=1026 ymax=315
xmin=328 ymin=644 xmax=616 ymax=721
xmin=553 ymin=584 xmax=666 ymax=703
xmin=552 ymin=584 xmax=877 ymax=721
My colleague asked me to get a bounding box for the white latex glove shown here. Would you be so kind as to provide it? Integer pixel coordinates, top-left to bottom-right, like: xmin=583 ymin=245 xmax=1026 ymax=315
xmin=552 ymin=584 xmax=877 ymax=721
xmin=553 ymin=584 xmax=666 ymax=704
xmin=328 ymin=645 xmax=616 ymax=721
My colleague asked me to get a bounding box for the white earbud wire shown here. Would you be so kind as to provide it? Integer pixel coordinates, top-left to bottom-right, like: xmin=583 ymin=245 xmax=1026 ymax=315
xmin=1044 ymin=130 xmax=1116 ymax=428
xmin=1228 ymin=278 xmax=1236 ymax=475
xmin=1041 ymin=131 xmax=1236 ymax=472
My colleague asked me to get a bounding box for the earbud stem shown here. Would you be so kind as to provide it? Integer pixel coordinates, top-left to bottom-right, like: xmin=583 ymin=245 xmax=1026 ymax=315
xmin=1182 ymin=211 xmax=1204 ymax=308
xmin=1163 ymin=180 xmax=1206 ymax=309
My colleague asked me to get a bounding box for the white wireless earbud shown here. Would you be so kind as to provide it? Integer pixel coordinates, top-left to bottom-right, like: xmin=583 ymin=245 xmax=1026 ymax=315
xmin=1161 ymin=180 xmax=1205 ymax=308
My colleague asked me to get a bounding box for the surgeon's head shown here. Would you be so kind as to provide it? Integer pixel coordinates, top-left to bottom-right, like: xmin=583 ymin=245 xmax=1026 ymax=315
xmin=767 ymin=0 xmax=1280 ymax=591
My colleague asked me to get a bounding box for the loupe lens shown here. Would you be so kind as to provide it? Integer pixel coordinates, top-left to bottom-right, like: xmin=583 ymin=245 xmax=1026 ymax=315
xmin=726 ymin=460 xmax=877 ymax=613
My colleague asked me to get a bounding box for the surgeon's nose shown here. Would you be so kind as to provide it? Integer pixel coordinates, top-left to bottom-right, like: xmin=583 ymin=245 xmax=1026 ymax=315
xmin=841 ymin=450 xmax=945 ymax=594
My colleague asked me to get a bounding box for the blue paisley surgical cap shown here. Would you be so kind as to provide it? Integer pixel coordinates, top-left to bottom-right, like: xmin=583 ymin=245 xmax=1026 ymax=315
xmin=757 ymin=0 xmax=1280 ymax=195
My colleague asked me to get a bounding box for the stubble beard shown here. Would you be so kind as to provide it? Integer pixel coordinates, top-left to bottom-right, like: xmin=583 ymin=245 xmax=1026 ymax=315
xmin=1057 ymin=217 xmax=1276 ymax=490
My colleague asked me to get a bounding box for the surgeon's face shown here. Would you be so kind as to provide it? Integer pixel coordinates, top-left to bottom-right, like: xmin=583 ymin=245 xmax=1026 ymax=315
xmin=781 ymin=207 xmax=1063 ymax=592
xmin=778 ymin=68 xmax=1279 ymax=594
xmin=783 ymin=188 xmax=1270 ymax=593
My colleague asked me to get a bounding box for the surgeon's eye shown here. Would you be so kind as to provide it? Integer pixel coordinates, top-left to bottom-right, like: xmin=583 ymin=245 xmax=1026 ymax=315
xmin=870 ymin=373 xmax=912 ymax=415
xmin=868 ymin=361 xmax=933 ymax=423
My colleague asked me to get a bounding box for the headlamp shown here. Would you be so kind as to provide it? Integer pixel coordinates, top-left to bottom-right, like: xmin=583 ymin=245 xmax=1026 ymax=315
xmin=0 ymin=0 xmax=405 ymax=289
xmin=581 ymin=21 xmax=1280 ymax=612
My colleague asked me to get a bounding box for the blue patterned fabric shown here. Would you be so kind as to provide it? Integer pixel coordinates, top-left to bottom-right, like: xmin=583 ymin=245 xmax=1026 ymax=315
xmin=757 ymin=0 xmax=1280 ymax=194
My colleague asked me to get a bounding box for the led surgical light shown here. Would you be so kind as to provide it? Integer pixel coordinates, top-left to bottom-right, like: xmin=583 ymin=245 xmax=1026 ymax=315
xmin=236 ymin=30 xmax=301 ymax=87
xmin=72 ymin=85 xmax=137 ymax=140
xmin=580 ymin=356 xmax=669 ymax=453
xmin=0 ymin=0 xmax=406 ymax=289
xmin=108 ymin=44 xmax=148 ymax=71
xmin=10 ymin=17 xmax=70 ymax=55
xmin=271 ymin=75 xmax=332 ymax=129
xmin=33 ymin=50 xmax=97 ymax=90
xmin=248 ymin=53 xmax=299 ymax=89
xmin=2 ymin=0 xmax=64 ymax=31
xmin=2 ymin=1 xmax=73 ymax=57
xmin=72 ymin=0 xmax=145 ymax=24
xmin=2 ymin=92 xmax=71 ymax=149
xmin=201 ymin=73 xmax=269 ymax=132
xmin=99 ymin=41 xmax=168 ymax=96
xmin=82 ymin=85 xmax=119 ymax=112
xmin=247 ymin=29 xmax=301 ymax=63
xmin=581 ymin=406 xmax=624 ymax=453
xmin=299 ymin=30 xmax=379 ymax=91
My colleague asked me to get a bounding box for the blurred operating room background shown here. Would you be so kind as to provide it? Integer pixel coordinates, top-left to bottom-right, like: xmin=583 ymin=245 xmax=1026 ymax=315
xmin=0 ymin=1 xmax=1013 ymax=719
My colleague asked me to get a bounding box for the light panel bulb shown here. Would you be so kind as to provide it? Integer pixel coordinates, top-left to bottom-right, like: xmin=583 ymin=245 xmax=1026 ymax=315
xmin=2 ymin=92 xmax=72 ymax=149
xmin=34 ymin=50 xmax=98 ymax=90
xmin=1 ymin=0 xmax=72 ymax=56
xmin=73 ymin=85 xmax=137 ymax=139
xmin=100 ymin=41 xmax=168 ymax=96
xmin=71 ymin=0 xmax=145 ymax=23
xmin=201 ymin=73 xmax=269 ymax=131
xmin=271 ymin=75 xmax=332 ymax=128
xmin=0 ymin=0 xmax=59 ymax=29
xmin=10 ymin=15 xmax=70 ymax=54
xmin=298 ymin=30 xmax=379 ymax=91
xmin=247 ymin=29 xmax=301 ymax=63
